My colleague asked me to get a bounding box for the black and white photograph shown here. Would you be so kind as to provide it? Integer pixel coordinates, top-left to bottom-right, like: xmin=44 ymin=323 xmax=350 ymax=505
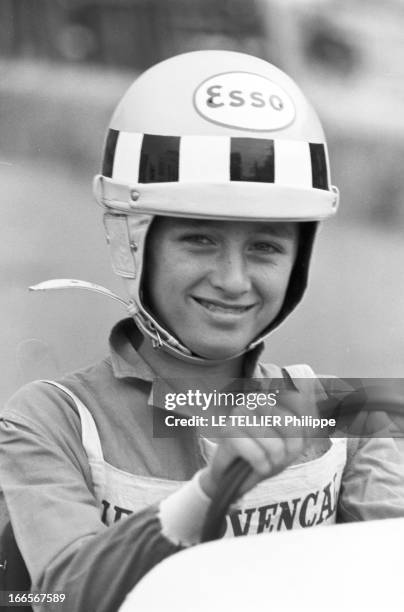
xmin=1 ymin=1 xmax=404 ymax=611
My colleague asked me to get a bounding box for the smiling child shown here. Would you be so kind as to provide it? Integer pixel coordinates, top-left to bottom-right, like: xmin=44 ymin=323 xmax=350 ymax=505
xmin=1 ymin=51 xmax=404 ymax=612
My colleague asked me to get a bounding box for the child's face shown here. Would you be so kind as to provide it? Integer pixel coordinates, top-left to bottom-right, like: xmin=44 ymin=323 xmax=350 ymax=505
xmin=144 ymin=217 xmax=298 ymax=360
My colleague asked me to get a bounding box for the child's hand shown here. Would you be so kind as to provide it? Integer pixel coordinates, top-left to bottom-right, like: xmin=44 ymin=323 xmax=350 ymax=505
xmin=199 ymin=389 xmax=317 ymax=499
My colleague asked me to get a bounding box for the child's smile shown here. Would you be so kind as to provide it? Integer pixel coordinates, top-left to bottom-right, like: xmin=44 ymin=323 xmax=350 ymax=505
xmin=144 ymin=217 xmax=298 ymax=360
xmin=191 ymin=296 xmax=255 ymax=317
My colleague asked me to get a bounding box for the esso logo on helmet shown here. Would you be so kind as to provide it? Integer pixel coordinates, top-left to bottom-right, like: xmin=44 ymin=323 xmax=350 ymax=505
xmin=193 ymin=71 xmax=295 ymax=131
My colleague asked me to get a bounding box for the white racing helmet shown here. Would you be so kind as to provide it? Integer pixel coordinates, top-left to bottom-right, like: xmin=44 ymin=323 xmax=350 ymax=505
xmin=92 ymin=50 xmax=339 ymax=361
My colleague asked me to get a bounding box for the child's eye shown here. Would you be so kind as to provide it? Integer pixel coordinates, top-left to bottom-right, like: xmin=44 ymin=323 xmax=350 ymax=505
xmin=182 ymin=234 xmax=214 ymax=246
xmin=250 ymin=242 xmax=281 ymax=254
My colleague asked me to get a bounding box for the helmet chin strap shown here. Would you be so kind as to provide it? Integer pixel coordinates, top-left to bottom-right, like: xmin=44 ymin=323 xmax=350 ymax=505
xmin=132 ymin=308 xmax=254 ymax=366
xmin=29 ymin=278 xmax=258 ymax=366
xmin=29 ymin=279 xmax=129 ymax=306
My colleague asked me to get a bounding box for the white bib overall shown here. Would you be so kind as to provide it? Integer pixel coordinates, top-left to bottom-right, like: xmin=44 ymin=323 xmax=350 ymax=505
xmin=43 ymin=371 xmax=347 ymax=535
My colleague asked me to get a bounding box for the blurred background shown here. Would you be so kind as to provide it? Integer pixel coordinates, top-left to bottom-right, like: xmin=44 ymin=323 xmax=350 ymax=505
xmin=1 ymin=0 xmax=404 ymax=403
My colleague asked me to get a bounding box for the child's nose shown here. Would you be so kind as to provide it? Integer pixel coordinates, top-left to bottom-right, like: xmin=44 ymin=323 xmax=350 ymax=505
xmin=209 ymin=250 xmax=252 ymax=296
